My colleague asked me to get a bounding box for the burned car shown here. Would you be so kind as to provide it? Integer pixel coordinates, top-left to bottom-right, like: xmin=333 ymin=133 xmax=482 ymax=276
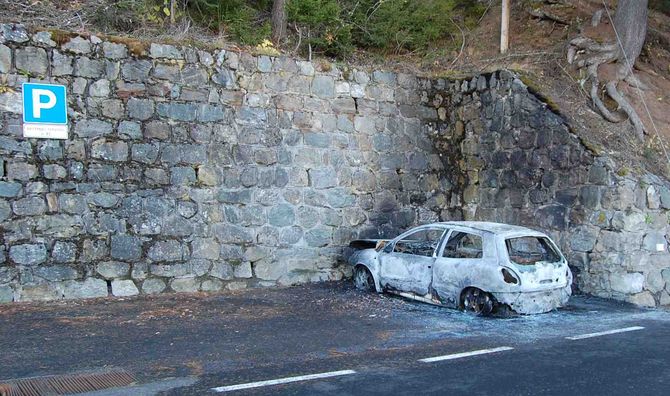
xmin=348 ymin=222 xmax=572 ymax=315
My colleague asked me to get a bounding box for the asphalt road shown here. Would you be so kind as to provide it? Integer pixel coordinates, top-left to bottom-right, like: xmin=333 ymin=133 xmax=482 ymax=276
xmin=1 ymin=282 xmax=669 ymax=395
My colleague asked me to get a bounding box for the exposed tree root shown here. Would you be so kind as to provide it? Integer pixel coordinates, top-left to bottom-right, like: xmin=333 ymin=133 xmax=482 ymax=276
xmin=567 ymin=27 xmax=647 ymax=140
xmin=605 ymin=81 xmax=645 ymax=140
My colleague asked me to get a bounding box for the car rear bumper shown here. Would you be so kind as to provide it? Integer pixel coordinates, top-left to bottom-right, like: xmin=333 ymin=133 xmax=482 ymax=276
xmin=493 ymin=283 xmax=572 ymax=314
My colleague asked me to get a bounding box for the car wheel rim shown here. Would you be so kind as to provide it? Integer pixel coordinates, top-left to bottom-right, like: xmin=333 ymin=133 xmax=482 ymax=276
xmin=464 ymin=289 xmax=493 ymax=315
xmin=355 ymin=268 xmax=370 ymax=290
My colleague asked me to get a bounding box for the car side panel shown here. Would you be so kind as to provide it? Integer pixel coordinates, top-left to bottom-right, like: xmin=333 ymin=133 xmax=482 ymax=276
xmin=432 ymin=257 xmax=501 ymax=307
xmin=379 ymin=253 xmax=434 ymax=295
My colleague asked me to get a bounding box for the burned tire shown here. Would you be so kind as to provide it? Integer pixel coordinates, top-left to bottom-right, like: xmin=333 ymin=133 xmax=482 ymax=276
xmin=353 ymin=266 xmax=375 ymax=292
xmin=462 ymin=288 xmax=494 ymax=316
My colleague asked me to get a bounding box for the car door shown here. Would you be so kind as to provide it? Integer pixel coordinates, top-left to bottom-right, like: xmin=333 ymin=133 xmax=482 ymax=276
xmin=379 ymin=227 xmax=447 ymax=296
xmin=432 ymin=229 xmax=496 ymax=306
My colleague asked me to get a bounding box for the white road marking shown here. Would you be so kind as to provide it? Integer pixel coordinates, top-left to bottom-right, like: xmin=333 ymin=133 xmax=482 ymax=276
xmin=418 ymin=346 xmax=514 ymax=363
xmin=566 ymin=326 xmax=645 ymax=340
xmin=211 ymin=370 xmax=357 ymax=393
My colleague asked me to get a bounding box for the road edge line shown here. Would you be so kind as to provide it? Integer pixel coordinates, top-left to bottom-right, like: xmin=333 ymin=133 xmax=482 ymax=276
xmin=418 ymin=346 xmax=514 ymax=363
xmin=211 ymin=369 xmax=357 ymax=392
xmin=566 ymin=326 xmax=645 ymax=340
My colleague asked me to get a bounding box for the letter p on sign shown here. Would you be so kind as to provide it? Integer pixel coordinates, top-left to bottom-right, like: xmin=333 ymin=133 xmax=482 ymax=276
xmin=31 ymin=89 xmax=58 ymax=118
xmin=22 ymin=83 xmax=69 ymax=139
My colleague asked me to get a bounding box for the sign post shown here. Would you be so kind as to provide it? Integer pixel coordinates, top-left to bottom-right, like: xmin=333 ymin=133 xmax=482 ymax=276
xmin=22 ymin=82 xmax=69 ymax=139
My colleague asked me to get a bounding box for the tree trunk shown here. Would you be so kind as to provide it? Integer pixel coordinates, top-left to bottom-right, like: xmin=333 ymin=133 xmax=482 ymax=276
xmin=613 ymin=0 xmax=648 ymax=78
xmin=500 ymin=0 xmax=510 ymax=54
xmin=271 ymin=0 xmax=287 ymax=44
xmin=567 ymin=0 xmax=650 ymax=140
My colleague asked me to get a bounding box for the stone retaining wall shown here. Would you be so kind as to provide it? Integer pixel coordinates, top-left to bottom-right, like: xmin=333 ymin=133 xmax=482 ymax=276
xmin=1 ymin=23 xmax=669 ymax=306
xmin=426 ymin=71 xmax=670 ymax=306
xmin=0 ymin=24 xmax=449 ymax=302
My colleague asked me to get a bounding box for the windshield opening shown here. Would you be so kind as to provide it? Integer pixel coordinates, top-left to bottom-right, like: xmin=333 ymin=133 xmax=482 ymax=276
xmin=506 ymin=237 xmax=561 ymax=265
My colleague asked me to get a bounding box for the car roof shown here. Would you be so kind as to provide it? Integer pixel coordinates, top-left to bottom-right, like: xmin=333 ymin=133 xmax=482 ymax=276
xmin=433 ymin=221 xmax=547 ymax=238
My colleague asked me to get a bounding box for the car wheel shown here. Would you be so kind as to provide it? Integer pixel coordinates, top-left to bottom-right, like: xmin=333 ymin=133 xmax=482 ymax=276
xmin=353 ymin=266 xmax=375 ymax=292
xmin=462 ymin=288 xmax=494 ymax=316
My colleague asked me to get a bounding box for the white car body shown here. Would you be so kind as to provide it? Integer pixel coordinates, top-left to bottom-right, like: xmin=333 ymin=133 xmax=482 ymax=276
xmin=348 ymin=221 xmax=572 ymax=314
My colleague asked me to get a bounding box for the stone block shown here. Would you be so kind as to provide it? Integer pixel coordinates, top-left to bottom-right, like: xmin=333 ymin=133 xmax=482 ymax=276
xmin=38 ymin=141 xmax=63 ymax=161
xmin=122 ymin=60 xmax=152 ymax=81
xmin=12 ymin=197 xmax=45 ymax=216
xmin=7 ymin=162 xmax=37 ymax=181
xmin=51 ymin=50 xmax=74 ymax=76
xmin=103 ymin=42 xmax=128 ymax=59
xmin=20 ymin=284 xmax=61 ymax=302
xmin=268 ymin=204 xmax=295 ymax=227
xmin=180 ymin=65 xmax=208 ymax=86
xmin=570 ymin=226 xmax=600 ymax=252
xmin=111 ymin=235 xmax=142 ymax=261
xmin=0 ymin=200 xmax=10 ymax=222
xmin=212 ymin=69 xmax=237 ymax=89
xmin=312 ymin=75 xmax=335 ymax=98
xmin=171 ymin=166 xmax=196 ymax=185
xmin=88 ymin=192 xmax=119 ymax=208
xmin=88 ymin=79 xmax=110 ymax=97
xmin=9 ymin=244 xmax=47 ymax=265
xmin=43 ymin=164 xmax=67 ymax=180
xmin=217 ymin=189 xmax=252 ymax=204
xmin=75 ymin=119 xmax=113 ymax=138
xmin=75 ymin=57 xmax=103 ymax=78
xmin=610 ymin=272 xmax=645 ymax=294
xmin=201 ymin=279 xmax=223 ymax=291
xmin=127 ymin=98 xmax=155 ymax=120
xmin=1 ymin=23 xmax=29 ymax=42
xmin=132 ymin=263 xmax=148 ymax=281
xmin=62 ymin=36 xmax=91 ymax=54
xmin=144 ymin=120 xmax=171 ymax=140
xmin=0 ymin=181 xmax=21 ymax=198
xmin=148 ymin=241 xmax=187 ymax=262
xmin=112 ymin=279 xmax=139 ymax=297
xmin=642 ymin=232 xmax=667 ymax=252
xmin=15 ymin=47 xmax=47 ymax=75
xmin=96 ymin=261 xmax=129 ymax=279
xmin=213 ymin=224 xmax=254 ymax=245
xmin=0 ymin=285 xmax=13 ymax=303
xmin=132 ymin=142 xmax=160 ymax=164
xmin=150 ymin=43 xmax=182 ymax=59
xmin=63 ymin=278 xmax=108 ymax=299
xmin=142 ymin=278 xmax=166 ymax=294
xmin=0 ymin=44 xmax=10 ymax=73
xmin=628 ymin=291 xmax=656 ymax=307
xmin=170 ymin=277 xmax=200 ymax=292
xmin=197 ymin=104 xmax=226 ymax=122
xmin=305 ymin=227 xmax=332 ymax=247
xmin=659 ymin=186 xmax=670 ymax=209
xmin=91 ymin=140 xmax=128 ymax=162
xmin=180 ymin=145 xmax=208 ymax=164
xmin=209 ymin=261 xmax=233 ymax=280
xmin=192 ymin=238 xmax=220 ymax=260
xmin=157 ymin=103 xmax=197 ymax=121
xmin=34 ymin=265 xmax=78 ymax=281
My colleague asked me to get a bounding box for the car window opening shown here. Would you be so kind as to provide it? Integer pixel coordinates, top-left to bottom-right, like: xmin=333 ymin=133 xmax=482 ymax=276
xmin=506 ymin=237 xmax=561 ymax=265
xmin=393 ymin=229 xmax=444 ymax=257
xmin=443 ymin=232 xmax=483 ymax=259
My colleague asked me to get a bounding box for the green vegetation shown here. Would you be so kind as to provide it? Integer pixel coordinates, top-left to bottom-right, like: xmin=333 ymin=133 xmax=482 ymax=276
xmin=187 ymin=0 xmax=273 ymax=45
xmin=650 ymin=0 xmax=670 ymax=15
xmin=96 ymin=0 xmax=484 ymax=57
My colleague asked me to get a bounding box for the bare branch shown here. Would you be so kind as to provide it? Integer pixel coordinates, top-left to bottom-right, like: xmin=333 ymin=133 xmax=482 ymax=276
xmin=527 ymin=8 xmax=570 ymax=25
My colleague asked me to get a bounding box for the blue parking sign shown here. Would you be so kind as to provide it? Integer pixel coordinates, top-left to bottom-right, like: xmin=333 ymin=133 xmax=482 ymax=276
xmin=22 ymin=83 xmax=69 ymax=139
